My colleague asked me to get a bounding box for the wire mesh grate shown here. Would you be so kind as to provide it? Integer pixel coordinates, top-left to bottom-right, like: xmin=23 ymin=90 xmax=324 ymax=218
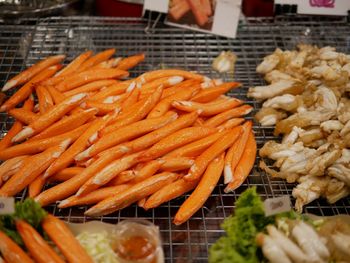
xmin=0 ymin=16 xmax=350 ymax=262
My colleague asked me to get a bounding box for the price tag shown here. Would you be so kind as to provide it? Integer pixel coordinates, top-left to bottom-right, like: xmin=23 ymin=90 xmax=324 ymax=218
xmin=0 ymin=197 xmax=15 ymax=215
xmin=165 ymin=0 xmax=242 ymax=39
xmin=143 ymin=0 xmax=169 ymax=15
xmin=264 ymin=196 xmax=291 ymax=217
xmin=275 ymin=0 xmax=350 ymax=16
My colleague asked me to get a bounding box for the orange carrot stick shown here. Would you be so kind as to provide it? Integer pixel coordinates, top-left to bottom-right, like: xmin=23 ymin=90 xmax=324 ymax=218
xmin=85 ymin=101 xmax=121 ymax=115
xmin=165 ymin=130 xmax=224 ymax=157
xmin=140 ymin=76 xmax=184 ymax=95
xmin=75 ymin=112 xmax=177 ymax=161
xmin=28 ymin=175 xmax=46 ymax=198
xmin=139 ymin=126 xmax=216 ymax=162
xmin=30 ymin=108 xmax=98 ymax=141
xmin=0 ymin=139 xmax=71 ymax=197
xmin=36 ymin=85 xmax=54 ymax=114
xmin=94 ymin=57 xmax=122 ymax=69
xmin=184 ymin=126 xmax=242 ymax=181
xmin=204 ymin=104 xmax=253 ymax=127
xmin=85 ymin=172 xmax=179 ymax=216
xmin=12 ymin=93 xmax=88 ymax=142
xmin=0 ymin=123 xmax=88 ymax=161
xmin=108 ymin=170 xmax=136 ymax=185
xmin=0 ymin=155 xmax=28 ymax=182
xmin=172 ymin=98 xmax=243 ymax=116
xmin=77 ymin=151 xmax=143 ymax=196
xmin=100 ymin=85 xmax=163 ymax=132
xmin=191 ymin=82 xmax=241 ymax=103
xmin=147 ymin=84 xmax=200 ymax=118
xmin=120 ymin=86 xmax=140 ymax=110
xmin=129 ymin=160 xmax=163 ymax=184
xmin=2 ymin=55 xmax=65 ymax=92
xmin=49 ymin=167 xmax=84 ymax=182
xmin=63 ymin=79 xmax=118 ymax=97
xmin=0 ymin=122 xmax=23 ymax=151
xmin=8 ymin=108 xmax=38 ymax=124
xmin=224 ymin=131 xmax=257 ymax=192
xmin=127 ymin=111 xmax=200 ymax=153
xmin=16 ymin=220 xmax=65 ymax=263
xmin=224 ymin=121 xmax=252 ymax=184
xmin=217 ymin=118 xmax=245 ymax=131
xmin=46 ymin=85 xmax=66 ymax=104
xmin=42 ymin=214 xmax=93 ymax=263
xmin=0 ymin=65 xmax=62 ymax=111
xmin=55 ymin=68 xmax=129 ymax=92
xmin=144 ymin=178 xmax=197 ymax=210
xmin=35 ymin=145 xmax=128 ymax=207
xmin=137 ymin=69 xmax=203 ymax=85
xmin=87 ymin=79 xmax=134 ymax=102
xmin=0 ymin=96 xmax=34 ymax=150
xmin=159 ymin=156 xmax=194 ymax=172
xmin=58 ymin=184 xmax=130 ymax=208
xmin=116 ymin=53 xmax=145 ymax=71
xmin=55 ymin=50 xmax=92 ymax=77
xmin=78 ymin=49 xmax=116 ymax=72
xmin=0 ymin=230 xmax=34 ymax=263
xmin=174 ymin=153 xmax=224 ymax=225
xmin=44 ymin=111 xmax=120 ymax=178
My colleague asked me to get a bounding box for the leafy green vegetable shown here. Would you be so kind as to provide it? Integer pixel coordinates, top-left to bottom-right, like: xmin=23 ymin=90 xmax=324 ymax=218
xmin=209 ymin=187 xmax=316 ymax=262
xmin=209 ymin=187 xmax=273 ymax=263
xmin=0 ymin=198 xmax=47 ymax=246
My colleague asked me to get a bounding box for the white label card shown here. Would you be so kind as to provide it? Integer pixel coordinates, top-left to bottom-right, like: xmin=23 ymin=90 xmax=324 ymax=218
xmin=165 ymin=0 xmax=242 ymax=39
xmin=264 ymin=196 xmax=291 ymax=217
xmin=0 ymin=197 xmax=15 ymax=215
xmin=275 ymin=0 xmax=350 ymax=16
xmin=143 ymin=0 xmax=169 ymax=15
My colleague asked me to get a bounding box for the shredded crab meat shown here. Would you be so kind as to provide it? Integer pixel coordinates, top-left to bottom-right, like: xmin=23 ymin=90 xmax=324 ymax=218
xmin=250 ymin=45 xmax=350 ymax=211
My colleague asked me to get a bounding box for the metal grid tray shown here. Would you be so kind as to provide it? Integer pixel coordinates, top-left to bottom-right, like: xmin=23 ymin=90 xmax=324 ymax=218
xmin=1 ymin=16 xmax=350 ymax=262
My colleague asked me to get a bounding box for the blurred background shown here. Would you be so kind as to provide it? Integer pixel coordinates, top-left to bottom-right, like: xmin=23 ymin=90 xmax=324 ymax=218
xmin=0 ymin=0 xmax=275 ymax=21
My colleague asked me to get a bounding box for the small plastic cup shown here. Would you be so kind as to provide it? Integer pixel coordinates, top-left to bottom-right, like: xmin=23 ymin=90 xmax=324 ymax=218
xmin=112 ymin=219 xmax=164 ymax=263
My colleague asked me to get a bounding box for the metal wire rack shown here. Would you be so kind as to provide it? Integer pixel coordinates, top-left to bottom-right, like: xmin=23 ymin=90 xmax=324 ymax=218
xmin=0 ymin=16 xmax=350 ymax=262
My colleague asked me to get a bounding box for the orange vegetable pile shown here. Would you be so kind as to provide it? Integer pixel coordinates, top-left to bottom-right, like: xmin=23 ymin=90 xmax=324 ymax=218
xmin=0 ymin=214 xmax=93 ymax=263
xmin=0 ymin=49 xmax=256 ymax=225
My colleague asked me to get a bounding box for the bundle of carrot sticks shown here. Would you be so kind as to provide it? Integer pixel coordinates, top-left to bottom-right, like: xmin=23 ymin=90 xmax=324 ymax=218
xmin=0 ymin=214 xmax=93 ymax=263
xmin=0 ymin=49 xmax=256 ymax=225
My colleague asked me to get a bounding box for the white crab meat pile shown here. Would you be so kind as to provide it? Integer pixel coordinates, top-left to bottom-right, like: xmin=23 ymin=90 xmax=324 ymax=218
xmin=257 ymin=217 xmax=350 ymax=263
xmin=248 ymin=45 xmax=350 ymax=212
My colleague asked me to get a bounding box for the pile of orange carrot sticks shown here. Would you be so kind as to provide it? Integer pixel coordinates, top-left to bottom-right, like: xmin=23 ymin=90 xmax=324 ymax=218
xmin=0 ymin=49 xmax=256 ymax=225
xmin=0 ymin=214 xmax=93 ymax=263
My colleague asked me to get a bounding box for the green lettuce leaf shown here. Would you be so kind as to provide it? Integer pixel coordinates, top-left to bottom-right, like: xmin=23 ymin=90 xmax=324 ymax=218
xmin=0 ymin=198 xmax=47 ymax=246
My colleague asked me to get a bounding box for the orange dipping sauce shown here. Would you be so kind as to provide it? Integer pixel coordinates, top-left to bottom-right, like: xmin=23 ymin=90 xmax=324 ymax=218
xmin=115 ymin=235 xmax=156 ymax=261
